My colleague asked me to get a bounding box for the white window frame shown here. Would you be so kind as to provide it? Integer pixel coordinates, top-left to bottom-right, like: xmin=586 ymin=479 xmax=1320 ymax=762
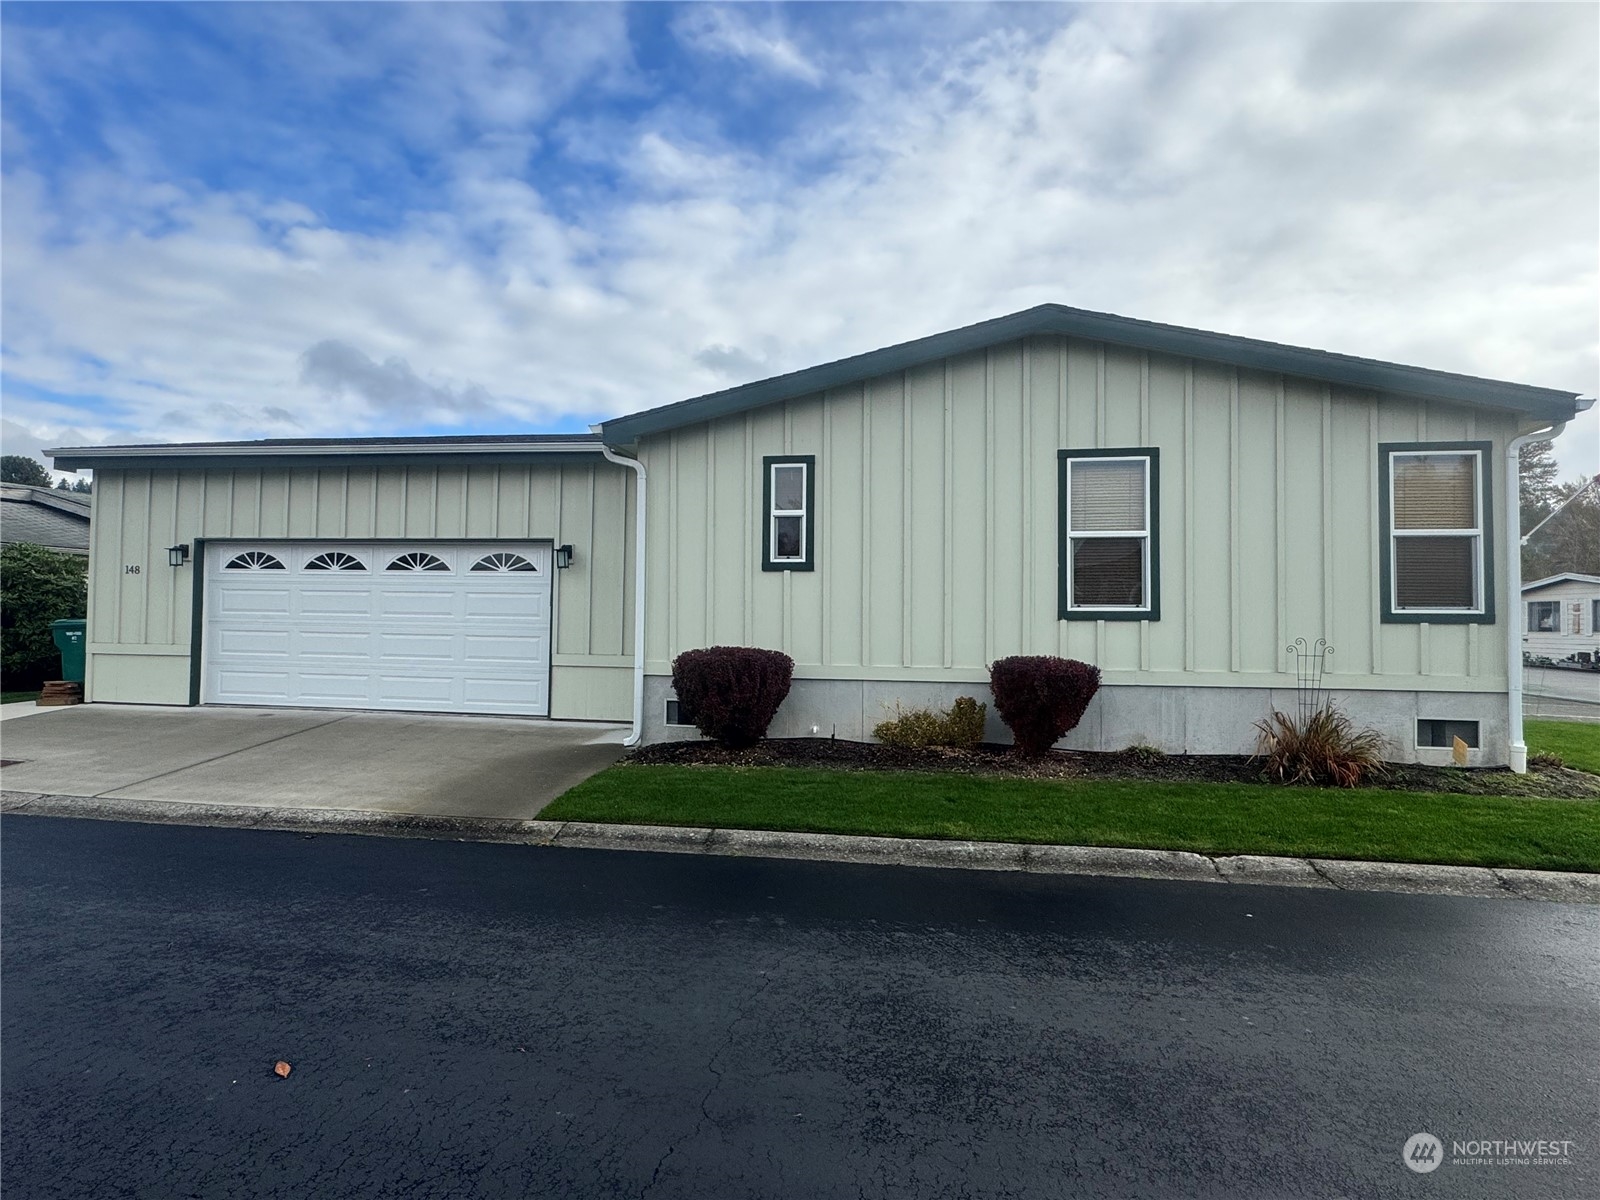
xmin=1386 ymin=446 xmax=1486 ymax=616
xmin=1063 ymin=452 xmax=1153 ymax=615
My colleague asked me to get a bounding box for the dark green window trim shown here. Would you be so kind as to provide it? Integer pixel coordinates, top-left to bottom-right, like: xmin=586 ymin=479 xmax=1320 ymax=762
xmin=1057 ymin=447 xmax=1161 ymax=621
xmin=1377 ymin=441 xmax=1495 ymax=625
xmin=187 ymin=537 xmax=206 ymax=705
xmin=762 ymin=455 xmax=815 ymax=572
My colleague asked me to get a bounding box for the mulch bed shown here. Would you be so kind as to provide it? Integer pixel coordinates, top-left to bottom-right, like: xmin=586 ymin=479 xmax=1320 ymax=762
xmin=626 ymin=738 xmax=1600 ymax=800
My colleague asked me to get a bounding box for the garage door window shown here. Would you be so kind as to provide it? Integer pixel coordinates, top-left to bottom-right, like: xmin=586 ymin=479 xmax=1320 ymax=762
xmin=305 ymin=551 xmax=366 ymax=571
xmin=225 ymin=551 xmax=286 ymax=570
xmin=471 ymin=552 xmax=538 ymax=572
xmin=386 ymin=551 xmax=450 ymax=572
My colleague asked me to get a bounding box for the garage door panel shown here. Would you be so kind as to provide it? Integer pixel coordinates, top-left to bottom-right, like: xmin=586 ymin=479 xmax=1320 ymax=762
xmin=216 ymin=629 xmax=291 ymax=657
xmin=297 ymin=588 xmax=375 ymax=617
xmin=216 ymin=588 xmax=293 ymax=616
xmin=204 ymin=541 xmax=551 ymax=716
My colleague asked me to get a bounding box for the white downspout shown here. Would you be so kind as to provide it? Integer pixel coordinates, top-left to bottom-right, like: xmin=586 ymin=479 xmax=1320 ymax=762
xmin=600 ymin=443 xmax=647 ymax=747
xmin=1505 ymin=418 xmax=1569 ymax=772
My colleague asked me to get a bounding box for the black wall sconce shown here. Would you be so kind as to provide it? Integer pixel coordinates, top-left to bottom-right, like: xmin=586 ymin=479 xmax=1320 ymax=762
xmin=166 ymin=543 xmax=191 ymax=567
xmin=554 ymin=544 xmax=575 ymax=570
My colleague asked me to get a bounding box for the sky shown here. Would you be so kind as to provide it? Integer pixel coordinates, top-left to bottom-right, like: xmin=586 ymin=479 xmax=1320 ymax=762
xmin=2 ymin=2 xmax=1596 ymax=479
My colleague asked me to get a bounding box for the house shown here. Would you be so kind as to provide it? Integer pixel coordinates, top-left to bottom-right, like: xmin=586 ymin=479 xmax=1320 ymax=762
xmin=48 ymin=304 xmax=1595 ymax=769
xmin=1522 ymin=573 xmax=1600 ymax=664
xmin=0 ymin=483 xmax=92 ymax=555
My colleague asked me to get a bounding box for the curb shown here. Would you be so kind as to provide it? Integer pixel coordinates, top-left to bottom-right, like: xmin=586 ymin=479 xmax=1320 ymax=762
xmin=4 ymin=789 xmax=1596 ymax=904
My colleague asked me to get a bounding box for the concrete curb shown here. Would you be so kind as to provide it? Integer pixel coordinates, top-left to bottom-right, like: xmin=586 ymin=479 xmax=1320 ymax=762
xmin=4 ymin=789 xmax=1597 ymax=904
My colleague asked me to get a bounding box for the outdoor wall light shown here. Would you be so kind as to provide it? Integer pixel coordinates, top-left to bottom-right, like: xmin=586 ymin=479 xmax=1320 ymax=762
xmin=166 ymin=543 xmax=191 ymax=567
xmin=554 ymin=544 xmax=575 ymax=570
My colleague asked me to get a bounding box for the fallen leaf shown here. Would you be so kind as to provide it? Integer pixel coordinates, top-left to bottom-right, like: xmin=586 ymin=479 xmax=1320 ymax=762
xmin=274 ymin=1061 xmax=292 ymax=1078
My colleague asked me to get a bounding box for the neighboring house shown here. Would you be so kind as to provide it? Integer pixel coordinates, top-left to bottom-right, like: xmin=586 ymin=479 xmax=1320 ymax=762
xmin=0 ymin=483 xmax=92 ymax=555
xmin=48 ymin=305 xmax=1595 ymax=768
xmin=1522 ymin=573 xmax=1600 ymax=664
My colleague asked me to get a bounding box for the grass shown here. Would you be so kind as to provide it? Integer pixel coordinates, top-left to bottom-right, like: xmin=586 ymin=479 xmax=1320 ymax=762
xmin=1526 ymin=720 xmax=1600 ymax=775
xmin=544 ymin=765 xmax=1600 ymax=873
xmin=0 ymin=690 xmax=41 ymax=704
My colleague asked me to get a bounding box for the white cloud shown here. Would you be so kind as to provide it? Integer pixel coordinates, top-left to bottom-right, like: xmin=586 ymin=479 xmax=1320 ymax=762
xmin=673 ymin=7 xmax=823 ymax=85
xmin=2 ymin=3 xmax=1595 ymax=479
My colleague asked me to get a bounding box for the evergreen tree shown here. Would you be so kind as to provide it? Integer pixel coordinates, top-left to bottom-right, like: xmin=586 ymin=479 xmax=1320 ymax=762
xmin=1523 ymin=476 xmax=1599 ymax=579
xmin=1518 ymin=439 xmax=1560 ymax=530
xmin=0 ymin=455 xmax=51 ymax=487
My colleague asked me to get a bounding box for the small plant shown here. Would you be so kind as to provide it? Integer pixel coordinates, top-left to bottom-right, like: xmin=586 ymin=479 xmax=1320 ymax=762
xmin=988 ymin=656 xmax=1101 ymax=757
xmin=1253 ymin=705 xmax=1388 ymax=788
xmin=671 ymin=646 xmax=794 ymax=748
xmin=1530 ymin=751 xmax=1565 ymax=772
xmin=1 ymin=542 xmax=88 ymax=689
xmin=1122 ymin=742 xmax=1167 ymax=766
xmin=873 ymin=696 xmax=988 ymax=750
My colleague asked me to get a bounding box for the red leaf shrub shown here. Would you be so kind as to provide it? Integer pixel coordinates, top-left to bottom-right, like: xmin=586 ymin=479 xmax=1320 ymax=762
xmin=988 ymin=656 xmax=1101 ymax=756
xmin=671 ymin=646 xmax=795 ymax=748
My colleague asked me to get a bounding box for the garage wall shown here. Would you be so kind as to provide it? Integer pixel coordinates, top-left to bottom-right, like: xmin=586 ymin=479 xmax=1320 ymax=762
xmin=637 ymin=334 xmax=1523 ymax=695
xmin=85 ymin=459 xmax=635 ymax=720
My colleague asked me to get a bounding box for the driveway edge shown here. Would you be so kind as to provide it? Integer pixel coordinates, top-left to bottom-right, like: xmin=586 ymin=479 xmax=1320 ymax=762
xmin=5 ymin=789 xmax=1596 ymax=904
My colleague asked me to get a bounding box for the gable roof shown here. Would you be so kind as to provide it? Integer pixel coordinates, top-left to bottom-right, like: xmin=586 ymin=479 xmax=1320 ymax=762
xmin=600 ymin=303 xmax=1588 ymax=444
xmin=0 ymin=484 xmax=92 ymax=553
xmin=1522 ymin=573 xmax=1600 ymax=594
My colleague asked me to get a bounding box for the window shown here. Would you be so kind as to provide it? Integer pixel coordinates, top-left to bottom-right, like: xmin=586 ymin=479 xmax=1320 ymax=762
xmin=386 ymin=551 xmax=449 ymax=572
xmin=1417 ymin=719 xmax=1479 ymax=749
xmin=762 ymin=455 xmax=815 ymax=571
xmin=665 ymin=697 xmax=697 ymax=726
xmin=224 ymin=551 xmax=285 ymax=570
xmin=471 ymin=552 xmax=536 ymax=572
xmin=1592 ymin=599 xmax=1599 ymax=635
xmin=1057 ymin=448 xmax=1159 ymax=620
xmin=1528 ymin=601 xmax=1561 ymax=633
xmin=305 ymin=551 xmax=365 ymax=571
xmin=1379 ymin=443 xmax=1493 ymax=623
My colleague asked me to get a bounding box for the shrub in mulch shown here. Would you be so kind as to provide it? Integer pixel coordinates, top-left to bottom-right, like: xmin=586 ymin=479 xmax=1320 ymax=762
xmin=873 ymin=696 xmax=987 ymax=751
xmin=671 ymin=646 xmax=794 ymax=748
xmin=988 ymin=655 xmax=1102 ymax=757
xmin=1253 ymin=705 xmax=1388 ymax=788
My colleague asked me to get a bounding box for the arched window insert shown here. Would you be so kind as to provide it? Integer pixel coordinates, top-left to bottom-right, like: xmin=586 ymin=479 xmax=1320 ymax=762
xmin=305 ymin=551 xmax=366 ymax=571
xmin=470 ymin=552 xmax=537 ymax=572
xmin=224 ymin=551 xmax=286 ymax=570
xmin=386 ymin=552 xmax=450 ymax=572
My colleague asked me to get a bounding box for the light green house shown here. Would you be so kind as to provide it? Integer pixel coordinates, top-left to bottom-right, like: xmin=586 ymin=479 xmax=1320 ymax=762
xmin=51 ymin=305 xmax=1592 ymax=769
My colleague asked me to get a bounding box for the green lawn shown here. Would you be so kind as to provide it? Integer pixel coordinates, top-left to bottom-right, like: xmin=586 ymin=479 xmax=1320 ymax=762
xmin=0 ymin=690 xmax=40 ymax=705
xmin=1526 ymin=720 xmax=1600 ymax=775
xmin=544 ymin=765 xmax=1600 ymax=873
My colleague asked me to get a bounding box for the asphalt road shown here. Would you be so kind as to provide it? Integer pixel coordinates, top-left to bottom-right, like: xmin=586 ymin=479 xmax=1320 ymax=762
xmin=3 ymin=817 xmax=1597 ymax=1199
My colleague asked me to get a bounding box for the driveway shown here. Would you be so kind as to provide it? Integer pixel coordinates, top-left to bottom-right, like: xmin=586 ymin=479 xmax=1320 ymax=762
xmin=0 ymin=705 xmax=626 ymax=818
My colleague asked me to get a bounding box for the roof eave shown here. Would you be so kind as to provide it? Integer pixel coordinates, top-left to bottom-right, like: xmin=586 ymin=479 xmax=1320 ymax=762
xmin=47 ymin=438 xmax=608 ymax=472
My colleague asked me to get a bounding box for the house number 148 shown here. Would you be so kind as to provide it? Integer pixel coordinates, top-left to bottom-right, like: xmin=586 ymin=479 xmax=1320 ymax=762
xmin=124 ymin=564 xmax=141 ymax=574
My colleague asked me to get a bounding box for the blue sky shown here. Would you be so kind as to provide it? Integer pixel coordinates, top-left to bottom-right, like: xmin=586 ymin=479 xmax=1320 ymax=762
xmin=2 ymin=2 xmax=1596 ymax=477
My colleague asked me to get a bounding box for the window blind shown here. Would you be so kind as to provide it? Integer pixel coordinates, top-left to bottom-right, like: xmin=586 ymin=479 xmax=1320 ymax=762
xmin=1070 ymin=459 xmax=1145 ymax=531
xmin=1394 ymin=536 xmax=1475 ymax=608
xmin=1393 ymin=454 xmax=1474 ymax=530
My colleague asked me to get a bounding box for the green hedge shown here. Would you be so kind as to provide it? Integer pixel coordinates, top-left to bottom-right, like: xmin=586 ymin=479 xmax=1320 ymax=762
xmin=1 ymin=543 xmax=88 ymax=687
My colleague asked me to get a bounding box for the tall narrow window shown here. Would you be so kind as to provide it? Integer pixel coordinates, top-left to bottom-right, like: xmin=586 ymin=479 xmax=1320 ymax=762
xmin=762 ymin=455 xmax=815 ymax=571
xmin=1379 ymin=442 xmax=1493 ymax=623
xmin=1058 ymin=449 xmax=1159 ymax=620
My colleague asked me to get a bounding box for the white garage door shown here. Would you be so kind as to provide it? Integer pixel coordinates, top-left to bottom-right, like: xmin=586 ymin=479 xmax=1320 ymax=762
xmin=203 ymin=542 xmax=553 ymax=716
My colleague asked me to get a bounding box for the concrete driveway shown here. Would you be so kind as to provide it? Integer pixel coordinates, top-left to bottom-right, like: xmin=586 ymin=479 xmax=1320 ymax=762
xmin=0 ymin=704 xmax=627 ymax=819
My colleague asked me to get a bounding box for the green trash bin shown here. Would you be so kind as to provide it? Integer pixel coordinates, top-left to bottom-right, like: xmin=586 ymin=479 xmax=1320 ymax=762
xmin=50 ymin=618 xmax=87 ymax=684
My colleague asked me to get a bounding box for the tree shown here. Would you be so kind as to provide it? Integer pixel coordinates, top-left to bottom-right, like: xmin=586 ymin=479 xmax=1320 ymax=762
xmin=54 ymin=477 xmax=92 ymax=494
xmin=1519 ymin=439 xmax=1560 ymax=531
xmin=1523 ymin=476 xmax=1600 ymax=580
xmin=0 ymin=456 xmax=51 ymax=487
xmin=0 ymin=542 xmax=88 ymax=687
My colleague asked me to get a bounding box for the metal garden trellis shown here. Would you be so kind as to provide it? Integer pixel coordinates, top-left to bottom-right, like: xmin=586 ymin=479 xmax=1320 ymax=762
xmin=1286 ymin=637 xmax=1334 ymax=724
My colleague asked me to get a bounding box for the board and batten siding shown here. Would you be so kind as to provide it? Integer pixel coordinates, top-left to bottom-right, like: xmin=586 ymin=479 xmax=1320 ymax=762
xmin=85 ymin=461 xmax=635 ymax=720
xmin=639 ymin=335 xmax=1520 ymax=693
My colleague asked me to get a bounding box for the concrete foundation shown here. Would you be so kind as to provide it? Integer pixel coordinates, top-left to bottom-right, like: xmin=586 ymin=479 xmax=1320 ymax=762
xmin=642 ymin=675 xmax=1511 ymax=765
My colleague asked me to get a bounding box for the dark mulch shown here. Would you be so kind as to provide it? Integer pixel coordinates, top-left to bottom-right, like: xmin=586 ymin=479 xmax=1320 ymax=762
xmin=627 ymin=738 xmax=1600 ymax=800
